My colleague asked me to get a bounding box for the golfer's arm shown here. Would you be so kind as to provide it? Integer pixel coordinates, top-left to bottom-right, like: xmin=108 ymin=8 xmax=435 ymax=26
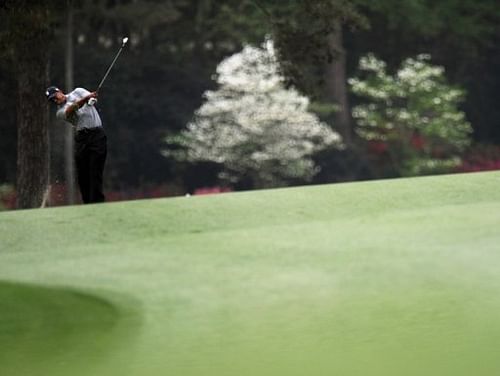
xmin=64 ymin=94 xmax=94 ymax=117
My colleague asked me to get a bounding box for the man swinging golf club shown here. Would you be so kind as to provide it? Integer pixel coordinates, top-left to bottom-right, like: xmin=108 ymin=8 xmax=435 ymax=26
xmin=47 ymin=86 xmax=105 ymax=204
xmin=46 ymin=37 xmax=128 ymax=204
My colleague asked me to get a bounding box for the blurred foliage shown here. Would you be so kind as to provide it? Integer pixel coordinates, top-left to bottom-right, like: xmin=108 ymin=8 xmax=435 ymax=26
xmin=0 ymin=184 xmax=15 ymax=211
xmin=167 ymin=40 xmax=343 ymax=189
xmin=1 ymin=0 xmax=500 ymax=201
xmin=350 ymin=54 xmax=472 ymax=177
xmin=458 ymin=144 xmax=500 ymax=173
xmin=348 ymin=0 xmax=500 ymax=143
xmin=46 ymin=0 xmax=269 ymax=191
xmin=252 ymin=0 xmax=368 ymax=97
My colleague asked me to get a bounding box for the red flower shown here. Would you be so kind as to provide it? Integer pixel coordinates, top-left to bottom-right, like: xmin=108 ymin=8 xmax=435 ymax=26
xmin=368 ymin=140 xmax=388 ymax=154
xmin=410 ymin=134 xmax=425 ymax=150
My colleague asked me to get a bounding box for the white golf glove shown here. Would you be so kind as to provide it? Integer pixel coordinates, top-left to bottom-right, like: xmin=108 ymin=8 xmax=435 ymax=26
xmin=87 ymin=98 xmax=97 ymax=106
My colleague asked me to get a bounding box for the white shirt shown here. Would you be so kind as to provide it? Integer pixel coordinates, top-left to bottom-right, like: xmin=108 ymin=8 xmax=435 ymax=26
xmin=56 ymin=88 xmax=102 ymax=131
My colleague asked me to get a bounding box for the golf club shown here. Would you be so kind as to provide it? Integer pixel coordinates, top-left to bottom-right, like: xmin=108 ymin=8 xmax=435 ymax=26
xmin=96 ymin=37 xmax=129 ymax=92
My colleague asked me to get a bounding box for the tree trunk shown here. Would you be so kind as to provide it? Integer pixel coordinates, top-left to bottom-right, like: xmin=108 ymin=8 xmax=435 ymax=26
xmin=324 ymin=21 xmax=352 ymax=144
xmin=16 ymin=62 xmax=50 ymax=209
xmin=65 ymin=0 xmax=76 ymax=204
xmin=14 ymin=3 xmax=52 ymax=209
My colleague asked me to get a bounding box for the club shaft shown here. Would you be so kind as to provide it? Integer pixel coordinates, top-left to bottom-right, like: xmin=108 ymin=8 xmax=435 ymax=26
xmin=97 ymin=46 xmax=125 ymax=91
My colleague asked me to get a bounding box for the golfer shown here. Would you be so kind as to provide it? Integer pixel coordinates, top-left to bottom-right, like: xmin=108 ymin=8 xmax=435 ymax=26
xmin=46 ymin=86 xmax=107 ymax=204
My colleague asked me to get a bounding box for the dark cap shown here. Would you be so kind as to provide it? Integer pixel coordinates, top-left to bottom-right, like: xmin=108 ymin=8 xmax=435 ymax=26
xmin=45 ymin=86 xmax=60 ymax=101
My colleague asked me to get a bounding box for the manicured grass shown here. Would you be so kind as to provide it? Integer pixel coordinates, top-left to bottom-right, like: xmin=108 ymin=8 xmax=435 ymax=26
xmin=1 ymin=171 xmax=500 ymax=375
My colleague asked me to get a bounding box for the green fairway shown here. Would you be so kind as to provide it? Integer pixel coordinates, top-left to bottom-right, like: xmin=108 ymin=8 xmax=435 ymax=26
xmin=1 ymin=171 xmax=500 ymax=375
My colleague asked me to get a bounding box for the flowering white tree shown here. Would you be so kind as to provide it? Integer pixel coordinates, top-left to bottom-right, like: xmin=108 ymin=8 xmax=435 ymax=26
xmin=349 ymin=54 xmax=472 ymax=176
xmin=167 ymin=40 xmax=343 ymax=188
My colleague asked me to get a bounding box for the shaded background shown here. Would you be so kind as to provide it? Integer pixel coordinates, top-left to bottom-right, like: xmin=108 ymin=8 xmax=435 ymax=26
xmin=1 ymin=0 xmax=499 ymax=208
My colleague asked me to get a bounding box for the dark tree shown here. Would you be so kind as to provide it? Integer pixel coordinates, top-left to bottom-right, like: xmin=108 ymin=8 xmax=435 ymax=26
xmin=1 ymin=0 xmax=56 ymax=208
xmin=252 ymin=0 xmax=368 ymax=143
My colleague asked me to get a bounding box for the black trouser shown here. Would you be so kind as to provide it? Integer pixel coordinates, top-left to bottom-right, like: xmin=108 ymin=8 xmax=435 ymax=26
xmin=74 ymin=127 xmax=107 ymax=204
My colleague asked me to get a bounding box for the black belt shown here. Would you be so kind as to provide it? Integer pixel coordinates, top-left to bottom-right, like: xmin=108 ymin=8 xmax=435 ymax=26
xmin=76 ymin=127 xmax=103 ymax=134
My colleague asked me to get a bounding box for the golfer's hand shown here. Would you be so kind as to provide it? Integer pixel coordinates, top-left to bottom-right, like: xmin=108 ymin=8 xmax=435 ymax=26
xmin=87 ymin=92 xmax=98 ymax=106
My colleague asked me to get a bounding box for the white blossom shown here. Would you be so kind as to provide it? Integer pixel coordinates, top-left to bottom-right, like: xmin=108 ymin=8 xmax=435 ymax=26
xmin=171 ymin=40 xmax=342 ymax=187
xmin=350 ymin=53 xmax=472 ymax=177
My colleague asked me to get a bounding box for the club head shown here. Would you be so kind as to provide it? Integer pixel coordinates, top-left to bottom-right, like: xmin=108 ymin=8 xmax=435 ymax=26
xmin=122 ymin=37 xmax=129 ymax=47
